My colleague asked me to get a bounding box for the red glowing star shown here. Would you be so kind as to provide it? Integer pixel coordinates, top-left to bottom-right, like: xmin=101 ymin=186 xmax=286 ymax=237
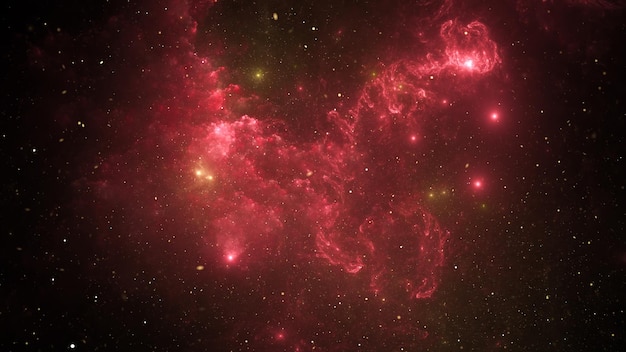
xmin=471 ymin=179 xmax=484 ymax=190
xmin=275 ymin=330 xmax=286 ymax=341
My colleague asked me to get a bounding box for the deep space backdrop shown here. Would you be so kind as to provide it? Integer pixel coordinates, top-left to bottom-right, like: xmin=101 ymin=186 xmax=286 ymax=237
xmin=1 ymin=0 xmax=625 ymax=351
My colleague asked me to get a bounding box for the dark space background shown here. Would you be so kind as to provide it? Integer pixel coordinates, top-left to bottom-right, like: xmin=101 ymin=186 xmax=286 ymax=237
xmin=1 ymin=0 xmax=625 ymax=351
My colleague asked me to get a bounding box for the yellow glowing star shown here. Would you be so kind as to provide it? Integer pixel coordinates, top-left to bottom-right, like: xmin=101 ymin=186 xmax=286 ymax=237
xmin=253 ymin=69 xmax=265 ymax=80
xmin=194 ymin=168 xmax=215 ymax=181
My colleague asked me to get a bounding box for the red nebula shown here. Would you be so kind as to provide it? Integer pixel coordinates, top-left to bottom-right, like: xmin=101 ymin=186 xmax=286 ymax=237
xmin=440 ymin=20 xmax=501 ymax=74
